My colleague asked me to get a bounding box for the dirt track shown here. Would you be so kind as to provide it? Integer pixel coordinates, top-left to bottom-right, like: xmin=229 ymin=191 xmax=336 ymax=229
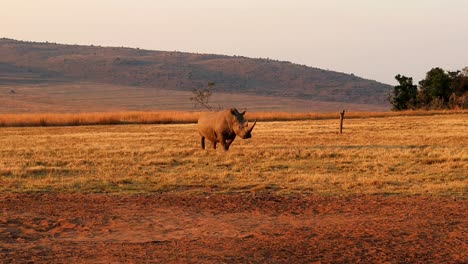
xmin=0 ymin=193 xmax=466 ymax=263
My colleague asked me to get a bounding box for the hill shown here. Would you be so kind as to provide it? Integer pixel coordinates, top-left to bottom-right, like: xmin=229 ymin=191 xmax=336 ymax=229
xmin=0 ymin=38 xmax=392 ymax=112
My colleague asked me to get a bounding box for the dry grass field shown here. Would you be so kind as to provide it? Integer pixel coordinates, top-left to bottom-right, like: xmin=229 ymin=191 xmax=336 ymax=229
xmin=0 ymin=108 xmax=462 ymax=127
xmin=1 ymin=113 xmax=466 ymax=196
xmin=0 ymin=82 xmax=388 ymax=114
xmin=1 ymin=113 xmax=467 ymax=263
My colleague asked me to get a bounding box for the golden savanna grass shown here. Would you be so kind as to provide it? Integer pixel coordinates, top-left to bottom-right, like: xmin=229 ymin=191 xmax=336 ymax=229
xmin=0 ymin=109 xmax=465 ymax=127
xmin=0 ymin=114 xmax=466 ymax=196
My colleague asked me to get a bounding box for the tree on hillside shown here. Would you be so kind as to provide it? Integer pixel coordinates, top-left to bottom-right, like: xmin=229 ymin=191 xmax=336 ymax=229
xmin=389 ymin=74 xmax=418 ymax=110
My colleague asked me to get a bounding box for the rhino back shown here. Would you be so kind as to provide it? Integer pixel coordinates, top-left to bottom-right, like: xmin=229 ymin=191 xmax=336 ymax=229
xmin=198 ymin=110 xmax=233 ymax=140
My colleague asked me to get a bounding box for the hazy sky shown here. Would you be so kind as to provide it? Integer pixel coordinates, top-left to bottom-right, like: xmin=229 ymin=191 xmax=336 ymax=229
xmin=2 ymin=0 xmax=467 ymax=84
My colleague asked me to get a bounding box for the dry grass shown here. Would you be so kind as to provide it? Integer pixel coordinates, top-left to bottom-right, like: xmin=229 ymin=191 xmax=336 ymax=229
xmin=1 ymin=82 xmax=463 ymax=124
xmin=1 ymin=82 xmax=389 ymax=114
xmin=0 ymin=109 xmax=464 ymax=127
xmin=248 ymin=109 xmax=466 ymax=121
xmin=0 ymin=111 xmax=200 ymax=127
xmin=0 ymin=114 xmax=466 ymax=196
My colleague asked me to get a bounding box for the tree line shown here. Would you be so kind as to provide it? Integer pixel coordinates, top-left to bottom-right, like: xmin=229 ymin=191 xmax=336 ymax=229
xmin=388 ymin=67 xmax=468 ymax=110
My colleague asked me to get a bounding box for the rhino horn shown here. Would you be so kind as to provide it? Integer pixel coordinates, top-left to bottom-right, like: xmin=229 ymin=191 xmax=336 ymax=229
xmin=248 ymin=120 xmax=257 ymax=132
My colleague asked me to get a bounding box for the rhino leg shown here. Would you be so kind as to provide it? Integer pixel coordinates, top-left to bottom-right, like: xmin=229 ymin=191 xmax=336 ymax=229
xmin=221 ymin=142 xmax=229 ymax=151
xmin=220 ymin=139 xmax=231 ymax=151
xmin=200 ymin=136 xmax=205 ymax=149
xmin=225 ymin=139 xmax=234 ymax=150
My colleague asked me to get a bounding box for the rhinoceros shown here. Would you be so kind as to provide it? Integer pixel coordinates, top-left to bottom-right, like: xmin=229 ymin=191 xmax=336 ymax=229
xmin=197 ymin=108 xmax=256 ymax=151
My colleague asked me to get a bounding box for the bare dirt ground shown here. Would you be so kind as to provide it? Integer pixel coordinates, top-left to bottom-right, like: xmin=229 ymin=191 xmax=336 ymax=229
xmin=0 ymin=193 xmax=466 ymax=263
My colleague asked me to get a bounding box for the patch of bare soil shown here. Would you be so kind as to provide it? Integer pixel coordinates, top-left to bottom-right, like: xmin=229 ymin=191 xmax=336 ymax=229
xmin=0 ymin=193 xmax=466 ymax=263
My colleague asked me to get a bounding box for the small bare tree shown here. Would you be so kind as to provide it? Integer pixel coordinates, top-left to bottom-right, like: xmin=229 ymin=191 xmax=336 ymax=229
xmin=190 ymin=82 xmax=216 ymax=111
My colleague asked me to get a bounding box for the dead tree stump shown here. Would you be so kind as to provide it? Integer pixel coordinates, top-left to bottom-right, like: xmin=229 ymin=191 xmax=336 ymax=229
xmin=339 ymin=110 xmax=345 ymax=134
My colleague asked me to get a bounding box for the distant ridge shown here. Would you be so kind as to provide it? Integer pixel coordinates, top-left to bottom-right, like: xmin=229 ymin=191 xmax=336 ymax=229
xmin=0 ymin=38 xmax=391 ymax=112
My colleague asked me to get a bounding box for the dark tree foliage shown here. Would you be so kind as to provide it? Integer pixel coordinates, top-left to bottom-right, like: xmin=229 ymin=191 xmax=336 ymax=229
xmin=390 ymin=74 xmax=418 ymax=110
xmin=418 ymin=67 xmax=453 ymax=105
xmin=390 ymin=67 xmax=468 ymax=110
xmin=449 ymin=68 xmax=468 ymax=96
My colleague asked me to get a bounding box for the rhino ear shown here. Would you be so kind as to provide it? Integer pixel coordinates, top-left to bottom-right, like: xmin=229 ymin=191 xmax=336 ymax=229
xmin=240 ymin=110 xmax=246 ymax=116
xmin=230 ymin=108 xmax=237 ymax=115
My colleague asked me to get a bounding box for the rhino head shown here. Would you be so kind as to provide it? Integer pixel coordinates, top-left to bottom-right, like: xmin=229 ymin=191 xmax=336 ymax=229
xmin=230 ymin=108 xmax=257 ymax=139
